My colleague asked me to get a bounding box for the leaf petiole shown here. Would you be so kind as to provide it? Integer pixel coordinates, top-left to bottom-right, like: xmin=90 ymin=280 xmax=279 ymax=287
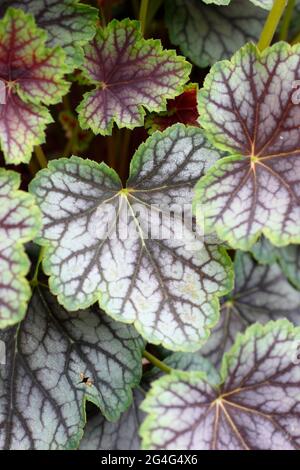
xmin=34 ymin=145 xmax=48 ymax=169
xmin=257 ymin=0 xmax=287 ymax=51
xmin=143 ymin=350 xmax=172 ymax=374
xmin=279 ymin=0 xmax=295 ymax=41
xmin=139 ymin=0 xmax=149 ymax=35
xmin=30 ymin=247 xmax=45 ymax=288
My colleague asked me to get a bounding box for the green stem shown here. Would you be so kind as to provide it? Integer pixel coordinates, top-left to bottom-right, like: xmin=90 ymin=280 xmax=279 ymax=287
xmin=34 ymin=145 xmax=48 ymax=169
xmin=29 ymin=158 xmax=39 ymax=177
xmin=143 ymin=350 xmax=172 ymax=374
xmin=30 ymin=247 xmax=45 ymax=288
xmin=257 ymin=0 xmax=287 ymax=51
xmin=139 ymin=0 xmax=149 ymax=35
xmin=38 ymin=281 xmax=49 ymax=290
xmin=279 ymin=0 xmax=295 ymax=40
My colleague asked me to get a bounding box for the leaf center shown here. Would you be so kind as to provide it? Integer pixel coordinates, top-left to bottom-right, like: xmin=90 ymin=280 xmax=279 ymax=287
xmin=250 ymin=155 xmax=259 ymax=169
xmin=0 ymin=79 xmax=16 ymax=95
xmin=224 ymin=299 xmax=234 ymax=309
xmin=99 ymin=81 xmax=108 ymax=90
xmin=118 ymin=188 xmax=132 ymax=197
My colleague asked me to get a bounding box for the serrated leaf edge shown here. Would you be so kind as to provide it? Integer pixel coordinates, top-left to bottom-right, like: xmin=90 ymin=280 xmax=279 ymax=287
xmin=139 ymin=319 xmax=300 ymax=450
xmin=30 ymin=139 xmax=234 ymax=351
xmin=77 ymin=18 xmax=192 ymax=135
xmin=0 ymin=169 xmax=42 ymax=328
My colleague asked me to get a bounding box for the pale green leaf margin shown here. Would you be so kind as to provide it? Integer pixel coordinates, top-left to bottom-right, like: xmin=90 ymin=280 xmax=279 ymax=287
xmin=29 ymin=157 xmax=121 ymax=312
xmin=194 ymin=42 xmax=300 ymax=250
xmin=140 ymin=319 xmax=299 ymax=449
xmin=29 ymin=126 xmax=234 ymax=351
xmin=0 ymin=8 xmax=70 ymax=165
xmin=77 ymin=19 xmax=192 ymax=135
xmin=249 ymin=0 xmax=273 ymax=10
xmin=0 ymin=169 xmax=41 ymax=328
xmin=202 ymin=0 xmax=231 ymax=4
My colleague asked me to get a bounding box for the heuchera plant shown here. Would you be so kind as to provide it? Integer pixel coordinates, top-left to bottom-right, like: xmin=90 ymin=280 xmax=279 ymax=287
xmin=0 ymin=0 xmax=300 ymax=451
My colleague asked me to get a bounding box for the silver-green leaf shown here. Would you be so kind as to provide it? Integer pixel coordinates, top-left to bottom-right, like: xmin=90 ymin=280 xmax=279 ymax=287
xmin=29 ymin=125 xmax=233 ymax=351
xmin=79 ymin=389 xmax=145 ymax=451
xmin=0 ymin=169 xmax=41 ymax=328
xmin=141 ymin=321 xmax=300 ymax=450
xmin=252 ymin=237 xmax=300 ymax=290
xmin=165 ymin=0 xmax=267 ymax=67
xmin=0 ymin=286 xmax=144 ymax=450
xmin=200 ymin=252 xmax=300 ymax=367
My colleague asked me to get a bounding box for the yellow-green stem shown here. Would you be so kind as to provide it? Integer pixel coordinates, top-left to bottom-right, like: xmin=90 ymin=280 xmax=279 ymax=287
xmin=143 ymin=350 xmax=172 ymax=374
xmin=29 ymin=158 xmax=39 ymax=177
xmin=30 ymin=247 xmax=45 ymax=288
xmin=38 ymin=281 xmax=49 ymax=290
xmin=279 ymin=0 xmax=295 ymax=40
xmin=34 ymin=145 xmax=48 ymax=169
xmin=257 ymin=0 xmax=287 ymax=51
xmin=139 ymin=0 xmax=149 ymax=35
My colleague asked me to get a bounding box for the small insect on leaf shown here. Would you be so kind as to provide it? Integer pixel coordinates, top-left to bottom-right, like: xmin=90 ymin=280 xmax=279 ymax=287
xmin=78 ymin=373 xmax=93 ymax=387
